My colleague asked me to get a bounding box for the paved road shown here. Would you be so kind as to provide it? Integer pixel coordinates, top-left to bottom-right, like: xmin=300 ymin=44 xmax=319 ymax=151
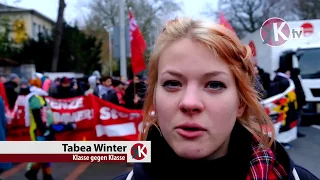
xmin=1 ymin=126 xmax=320 ymax=180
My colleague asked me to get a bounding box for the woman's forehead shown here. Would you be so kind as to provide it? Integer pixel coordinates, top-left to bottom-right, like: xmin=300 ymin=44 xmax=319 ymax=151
xmin=158 ymin=38 xmax=232 ymax=77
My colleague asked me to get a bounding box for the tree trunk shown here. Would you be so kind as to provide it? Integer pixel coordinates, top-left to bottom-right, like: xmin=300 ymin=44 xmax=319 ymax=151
xmin=51 ymin=0 xmax=66 ymax=72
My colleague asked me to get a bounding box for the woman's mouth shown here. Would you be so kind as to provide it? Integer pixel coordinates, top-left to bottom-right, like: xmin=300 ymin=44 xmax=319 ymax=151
xmin=175 ymin=123 xmax=206 ymax=139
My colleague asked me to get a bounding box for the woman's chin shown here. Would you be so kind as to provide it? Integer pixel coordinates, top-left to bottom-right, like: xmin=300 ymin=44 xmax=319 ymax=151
xmin=173 ymin=145 xmax=210 ymax=160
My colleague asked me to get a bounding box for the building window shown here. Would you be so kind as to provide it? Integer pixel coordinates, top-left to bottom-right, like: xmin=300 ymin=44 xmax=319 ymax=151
xmin=38 ymin=24 xmax=41 ymax=36
xmin=32 ymin=22 xmax=38 ymax=41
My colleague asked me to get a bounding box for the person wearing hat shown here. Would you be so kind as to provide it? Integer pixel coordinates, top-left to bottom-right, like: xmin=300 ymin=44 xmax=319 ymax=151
xmin=50 ymin=77 xmax=78 ymax=99
xmin=267 ymin=51 xmax=293 ymax=98
xmin=19 ymin=78 xmax=30 ymax=95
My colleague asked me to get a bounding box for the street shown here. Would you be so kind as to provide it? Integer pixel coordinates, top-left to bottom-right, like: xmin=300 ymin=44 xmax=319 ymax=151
xmin=1 ymin=126 xmax=320 ymax=180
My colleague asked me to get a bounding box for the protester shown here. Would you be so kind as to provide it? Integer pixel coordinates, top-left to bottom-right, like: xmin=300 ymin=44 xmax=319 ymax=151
xmin=291 ymin=68 xmax=306 ymax=138
xmin=19 ymin=78 xmax=30 ymax=95
xmin=24 ymin=80 xmax=76 ymax=180
xmin=42 ymin=76 xmax=51 ymax=92
xmin=114 ymin=18 xmax=318 ymax=180
xmin=24 ymin=81 xmax=53 ymax=180
xmin=85 ymin=75 xmax=98 ymax=96
xmin=102 ymin=79 xmax=125 ymax=106
xmin=0 ymin=82 xmax=9 ymax=111
xmin=4 ymin=73 xmax=20 ymax=110
xmin=0 ymin=96 xmax=12 ymax=173
xmin=250 ymin=57 xmax=267 ymax=99
xmin=94 ymin=76 xmax=114 ymax=98
xmin=0 ymin=75 xmax=6 ymax=83
xmin=49 ymin=77 xmax=79 ymax=99
xmin=48 ymin=78 xmax=60 ymax=95
xmin=258 ymin=67 xmax=271 ymax=93
xmin=123 ymin=75 xmax=146 ymax=109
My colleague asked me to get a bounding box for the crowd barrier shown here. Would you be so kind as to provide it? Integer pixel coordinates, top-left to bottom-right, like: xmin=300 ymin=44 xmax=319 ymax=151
xmin=5 ymin=81 xmax=298 ymax=143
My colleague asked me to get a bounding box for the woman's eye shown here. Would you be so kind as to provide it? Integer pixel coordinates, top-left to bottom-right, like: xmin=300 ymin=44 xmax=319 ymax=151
xmin=205 ymin=81 xmax=226 ymax=90
xmin=162 ymin=80 xmax=181 ymax=89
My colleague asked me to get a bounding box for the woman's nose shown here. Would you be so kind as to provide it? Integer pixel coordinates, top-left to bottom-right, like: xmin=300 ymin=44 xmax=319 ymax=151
xmin=179 ymin=88 xmax=204 ymax=115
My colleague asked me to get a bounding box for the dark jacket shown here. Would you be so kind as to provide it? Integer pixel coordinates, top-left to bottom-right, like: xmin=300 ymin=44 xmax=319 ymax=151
xmin=114 ymin=122 xmax=319 ymax=180
xmin=123 ymin=82 xmax=146 ymax=110
xmin=50 ymin=85 xmax=79 ymax=99
xmin=267 ymin=74 xmax=290 ymax=98
xmin=102 ymin=89 xmax=119 ymax=105
xmin=258 ymin=67 xmax=271 ymax=92
xmin=291 ymin=69 xmax=306 ymax=110
xmin=4 ymin=81 xmax=18 ymax=110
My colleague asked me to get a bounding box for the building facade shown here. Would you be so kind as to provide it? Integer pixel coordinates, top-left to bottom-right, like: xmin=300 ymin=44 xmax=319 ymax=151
xmin=0 ymin=3 xmax=55 ymax=43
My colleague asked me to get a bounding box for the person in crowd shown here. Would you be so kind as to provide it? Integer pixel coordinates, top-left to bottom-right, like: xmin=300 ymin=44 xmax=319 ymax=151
xmin=258 ymin=67 xmax=271 ymax=93
xmin=71 ymin=78 xmax=84 ymax=96
xmin=94 ymin=76 xmax=114 ymax=98
xmin=0 ymin=95 xmax=12 ymax=173
xmin=102 ymin=79 xmax=125 ymax=106
xmin=0 ymin=75 xmax=6 ymax=83
xmin=291 ymin=68 xmax=306 ymax=138
xmin=92 ymin=70 xmax=101 ymax=80
xmin=49 ymin=77 xmax=79 ymax=99
xmin=120 ymin=76 xmax=127 ymax=84
xmin=123 ymin=75 xmax=147 ymax=110
xmin=48 ymin=78 xmax=60 ymax=95
xmin=250 ymin=57 xmax=267 ymax=99
xmin=0 ymin=82 xmax=9 ymax=113
xmin=4 ymin=73 xmax=20 ymax=110
xmin=19 ymin=78 xmax=30 ymax=95
xmin=85 ymin=75 xmax=98 ymax=96
xmin=42 ymin=76 xmax=51 ymax=92
xmin=120 ymin=76 xmax=129 ymax=90
xmin=24 ymin=80 xmax=76 ymax=180
xmin=114 ymin=18 xmax=318 ymax=180
xmin=268 ymin=67 xmax=291 ymax=98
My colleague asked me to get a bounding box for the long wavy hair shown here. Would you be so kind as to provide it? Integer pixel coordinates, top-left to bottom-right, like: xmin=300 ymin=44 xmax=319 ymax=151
xmin=140 ymin=18 xmax=275 ymax=149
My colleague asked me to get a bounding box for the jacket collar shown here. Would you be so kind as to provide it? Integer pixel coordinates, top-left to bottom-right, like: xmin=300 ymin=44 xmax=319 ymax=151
xmin=132 ymin=121 xmax=254 ymax=179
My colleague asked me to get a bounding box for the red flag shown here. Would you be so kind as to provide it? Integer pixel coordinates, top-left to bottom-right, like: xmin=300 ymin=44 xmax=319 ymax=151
xmin=129 ymin=9 xmax=147 ymax=75
xmin=219 ymin=11 xmax=235 ymax=32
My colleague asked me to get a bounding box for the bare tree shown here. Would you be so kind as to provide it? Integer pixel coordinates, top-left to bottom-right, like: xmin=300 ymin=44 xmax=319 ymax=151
xmin=293 ymin=0 xmax=320 ymax=20
xmin=51 ymin=0 xmax=66 ymax=72
xmin=82 ymin=0 xmax=181 ymax=44
xmin=203 ymin=0 xmax=297 ymax=38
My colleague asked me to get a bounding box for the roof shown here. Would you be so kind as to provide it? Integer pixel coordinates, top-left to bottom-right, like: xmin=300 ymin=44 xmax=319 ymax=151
xmin=0 ymin=3 xmax=55 ymax=25
xmin=0 ymin=58 xmax=19 ymax=66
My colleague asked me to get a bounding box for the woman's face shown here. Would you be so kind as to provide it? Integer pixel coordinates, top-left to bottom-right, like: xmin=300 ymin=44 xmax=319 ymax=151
xmin=155 ymin=38 xmax=245 ymax=160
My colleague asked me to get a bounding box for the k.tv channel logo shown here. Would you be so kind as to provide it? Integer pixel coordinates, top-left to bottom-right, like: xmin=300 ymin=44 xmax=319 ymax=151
xmin=129 ymin=142 xmax=151 ymax=162
xmin=260 ymin=17 xmax=304 ymax=47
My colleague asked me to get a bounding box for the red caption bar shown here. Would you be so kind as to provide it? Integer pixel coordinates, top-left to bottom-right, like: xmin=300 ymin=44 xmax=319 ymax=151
xmin=0 ymin=154 xmax=127 ymax=163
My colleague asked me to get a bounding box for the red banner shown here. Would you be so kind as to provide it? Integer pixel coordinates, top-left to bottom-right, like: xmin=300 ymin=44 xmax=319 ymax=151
xmin=6 ymin=95 xmax=143 ymax=141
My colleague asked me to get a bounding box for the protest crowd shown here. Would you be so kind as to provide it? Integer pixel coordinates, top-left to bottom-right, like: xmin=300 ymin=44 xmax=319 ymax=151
xmin=0 ymin=70 xmax=149 ymax=179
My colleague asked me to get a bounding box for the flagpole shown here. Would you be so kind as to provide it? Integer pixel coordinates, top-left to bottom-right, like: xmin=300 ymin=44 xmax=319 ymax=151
xmin=119 ymin=0 xmax=127 ymax=79
xmin=129 ymin=7 xmax=137 ymax=108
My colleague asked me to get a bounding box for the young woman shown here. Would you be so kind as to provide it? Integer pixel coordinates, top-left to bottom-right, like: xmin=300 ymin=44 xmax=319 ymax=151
xmin=114 ymin=18 xmax=319 ymax=180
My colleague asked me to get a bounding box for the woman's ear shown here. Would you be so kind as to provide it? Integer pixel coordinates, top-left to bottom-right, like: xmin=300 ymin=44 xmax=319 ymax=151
xmin=237 ymin=102 xmax=245 ymax=118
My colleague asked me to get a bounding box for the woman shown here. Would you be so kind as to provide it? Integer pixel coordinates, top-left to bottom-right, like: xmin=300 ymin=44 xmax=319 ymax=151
xmin=114 ymin=18 xmax=319 ymax=180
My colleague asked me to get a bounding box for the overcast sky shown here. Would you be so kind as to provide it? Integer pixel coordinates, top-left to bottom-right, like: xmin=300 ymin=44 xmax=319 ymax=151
xmin=1 ymin=0 xmax=218 ymax=25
